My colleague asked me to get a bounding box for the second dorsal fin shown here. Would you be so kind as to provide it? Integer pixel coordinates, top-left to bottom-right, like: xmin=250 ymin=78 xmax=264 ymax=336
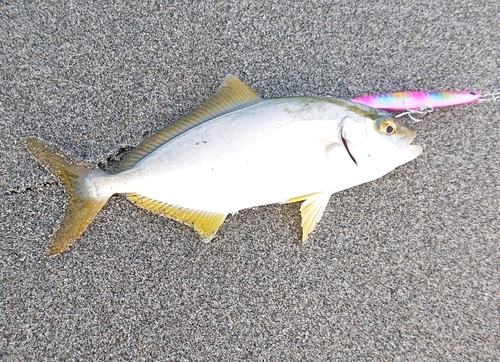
xmin=119 ymin=76 xmax=262 ymax=171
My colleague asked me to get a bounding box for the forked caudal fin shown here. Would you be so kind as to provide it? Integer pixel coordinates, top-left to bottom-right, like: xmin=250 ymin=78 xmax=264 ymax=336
xmin=25 ymin=138 xmax=109 ymax=256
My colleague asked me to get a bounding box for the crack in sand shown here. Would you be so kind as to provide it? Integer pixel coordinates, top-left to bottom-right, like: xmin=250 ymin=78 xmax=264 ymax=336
xmin=2 ymin=180 xmax=59 ymax=196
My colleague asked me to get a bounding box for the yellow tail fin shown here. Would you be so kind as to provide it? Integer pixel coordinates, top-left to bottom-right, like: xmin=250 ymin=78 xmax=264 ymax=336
xmin=25 ymin=138 xmax=109 ymax=256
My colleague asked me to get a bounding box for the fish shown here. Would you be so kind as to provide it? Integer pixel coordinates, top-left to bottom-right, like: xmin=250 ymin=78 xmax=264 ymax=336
xmin=352 ymin=90 xmax=481 ymax=111
xmin=26 ymin=76 xmax=422 ymax=255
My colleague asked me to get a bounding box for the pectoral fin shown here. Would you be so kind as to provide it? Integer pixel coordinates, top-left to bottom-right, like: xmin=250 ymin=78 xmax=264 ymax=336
xmin=300 ymin=192 xmax=331 ymax=242
xmin=127 ymin=194 xmax=227 ymax=241
xmin=282 ymin=192 xmax=322 ymax=204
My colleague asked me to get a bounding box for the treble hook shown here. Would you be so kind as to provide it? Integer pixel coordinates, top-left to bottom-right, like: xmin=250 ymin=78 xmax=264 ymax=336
xmin=478 ymin=91 xmax=500 ymax=102
xmin=394 ymin=95 xmax=434 ymax=122
xmin=395 ymin=106 xmax=434 ymax=122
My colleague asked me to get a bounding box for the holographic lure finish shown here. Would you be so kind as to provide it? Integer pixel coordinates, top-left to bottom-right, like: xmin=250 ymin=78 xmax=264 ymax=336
xmin=352 ymin=91 xmax=481 ymax=111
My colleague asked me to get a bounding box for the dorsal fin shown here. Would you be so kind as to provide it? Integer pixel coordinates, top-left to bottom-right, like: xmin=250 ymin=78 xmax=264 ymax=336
xmin=118 ymin=76 xmax=262 ymax=171
xmin=127 ymin=193 xmax=227 ymax=241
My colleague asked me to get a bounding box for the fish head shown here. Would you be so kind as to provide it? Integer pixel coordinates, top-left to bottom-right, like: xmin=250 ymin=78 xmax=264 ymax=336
xmin=341 ymin=110 xmax=422 ymax=175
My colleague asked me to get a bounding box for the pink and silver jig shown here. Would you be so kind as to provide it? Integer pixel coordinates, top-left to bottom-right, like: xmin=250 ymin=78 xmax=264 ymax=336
xmin=352 ymin=91 xmax=499 ymax=122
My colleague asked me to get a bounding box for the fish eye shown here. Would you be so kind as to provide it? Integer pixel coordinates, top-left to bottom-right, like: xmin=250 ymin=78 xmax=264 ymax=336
xmin=380 ymin=121 xmax=396 ymax=135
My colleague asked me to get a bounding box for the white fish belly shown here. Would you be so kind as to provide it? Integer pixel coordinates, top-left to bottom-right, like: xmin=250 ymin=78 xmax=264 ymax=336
xmin=107 ymin=98 xmax=364 ymax=213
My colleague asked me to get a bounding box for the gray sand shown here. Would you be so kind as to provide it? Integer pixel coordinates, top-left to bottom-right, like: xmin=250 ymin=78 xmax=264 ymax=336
xmin=1 ymin=1 xmax=499 ymax=360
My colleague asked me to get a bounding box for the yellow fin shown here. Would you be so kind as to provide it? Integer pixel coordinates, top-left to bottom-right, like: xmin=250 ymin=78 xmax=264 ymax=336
xmin=49 ymin=198 xmax=107 ymax=255
xmin=119 ymin=76 xmax=262 ymax=171
xmin=25 ymin=138 xmax=110 ymax=255
xmin=282 ymin=192 xmax=323 ymax=204
xmin=300 ymin=192 xmax=331 ymax=242
xmin=127 ymin=194 xmax=227 ymax=241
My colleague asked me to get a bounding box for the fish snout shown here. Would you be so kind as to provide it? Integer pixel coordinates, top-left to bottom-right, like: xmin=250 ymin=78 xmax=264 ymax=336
xmin=396 ymin=129 xmax=423 ymax=157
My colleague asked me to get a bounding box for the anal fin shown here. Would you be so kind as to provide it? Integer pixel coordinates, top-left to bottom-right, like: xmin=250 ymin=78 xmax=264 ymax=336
xmin=127 ymin=194 xmax=227 ymax=241
xmin=300 ymin=192 xmax=332 ymax=242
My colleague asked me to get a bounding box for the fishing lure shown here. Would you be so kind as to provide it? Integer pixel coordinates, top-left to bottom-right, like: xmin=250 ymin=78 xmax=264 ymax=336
xmin=352 ymin=91 xmax=499 ymax=122
xmin=352 ymin=91 xmax=481 ymax=111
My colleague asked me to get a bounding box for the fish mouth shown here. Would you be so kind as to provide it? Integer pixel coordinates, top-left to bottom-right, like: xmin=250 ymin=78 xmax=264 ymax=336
xmin=398 ymin=130 xmax=423 ymax=157
xmin=407 ymin=143 xmax=423 ymax=156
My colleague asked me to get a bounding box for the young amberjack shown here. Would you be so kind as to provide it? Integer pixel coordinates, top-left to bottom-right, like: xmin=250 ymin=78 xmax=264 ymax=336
xmin=26 ymin=76 xmax=422 ymax=255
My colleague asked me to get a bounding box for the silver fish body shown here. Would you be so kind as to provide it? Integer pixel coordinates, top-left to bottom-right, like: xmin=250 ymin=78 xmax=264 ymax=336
xmin=26 ymin=77 xmax=422 ymax=255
